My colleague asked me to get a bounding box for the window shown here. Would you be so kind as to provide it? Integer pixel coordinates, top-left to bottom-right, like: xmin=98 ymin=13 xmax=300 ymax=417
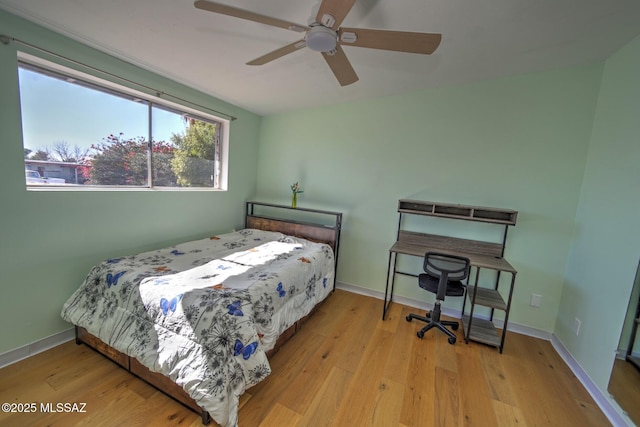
xmin=18 ymin=57 xmax=227 ymax=190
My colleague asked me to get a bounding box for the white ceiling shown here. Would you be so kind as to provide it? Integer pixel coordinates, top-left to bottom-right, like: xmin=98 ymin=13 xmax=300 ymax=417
xmin=1 ymin=0 xmax=640 ymax=116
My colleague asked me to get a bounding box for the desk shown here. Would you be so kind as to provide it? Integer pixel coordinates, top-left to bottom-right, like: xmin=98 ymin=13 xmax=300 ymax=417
xmin=383 ymin=200 xmax=518 ymax=353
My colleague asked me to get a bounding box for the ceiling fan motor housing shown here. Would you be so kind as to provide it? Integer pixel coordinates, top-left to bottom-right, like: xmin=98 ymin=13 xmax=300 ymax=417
xmin=305 ymin=25 xmax=337 ymax=52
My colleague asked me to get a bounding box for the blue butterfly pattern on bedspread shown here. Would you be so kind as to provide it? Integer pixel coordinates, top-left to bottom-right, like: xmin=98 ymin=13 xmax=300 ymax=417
xmin=60 ymin=229 xmax=334 ymax=427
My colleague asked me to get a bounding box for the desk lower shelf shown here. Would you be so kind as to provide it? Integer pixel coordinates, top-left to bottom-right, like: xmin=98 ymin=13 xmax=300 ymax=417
xmin=466 ymin=286 xmax=507 ymax=310
xmin=462 ymin=315 xmax=501 ymax=348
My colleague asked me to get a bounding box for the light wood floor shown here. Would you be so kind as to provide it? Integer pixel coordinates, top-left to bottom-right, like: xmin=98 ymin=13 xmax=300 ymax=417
xmin=0 ymin=290 xmax=611 ymax=426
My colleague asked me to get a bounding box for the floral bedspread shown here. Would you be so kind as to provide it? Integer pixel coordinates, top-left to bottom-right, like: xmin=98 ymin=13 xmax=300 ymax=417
xmin=61 ymin=229 xmax=334 ymax=427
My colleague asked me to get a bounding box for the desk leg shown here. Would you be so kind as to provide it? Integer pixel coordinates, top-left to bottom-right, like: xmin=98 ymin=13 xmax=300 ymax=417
xmin=461 ymin=268 xmax=474 ymax=316
xmin=383 ymin=251 xmax=398 ymax=320
xmin=499 ymin=272 xmax=517 ymax=353
xmin=464 ymin=269 xmax=481 ymax=344
xmin=490 ymin=270 xmax=502 ymax=322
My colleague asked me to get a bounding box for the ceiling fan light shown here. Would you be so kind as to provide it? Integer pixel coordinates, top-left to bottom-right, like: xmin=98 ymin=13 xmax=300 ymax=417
xmin=305 ymin=26 xmax=337 ymax=52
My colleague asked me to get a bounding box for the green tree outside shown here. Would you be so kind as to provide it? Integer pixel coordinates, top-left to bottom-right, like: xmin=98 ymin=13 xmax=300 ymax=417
xmin=34 ymin=119 xmax=217 ymax=187
xmin=170 ymin=119 xmax=218 ymax=187
xmin=86 ymin=133 xmax=149 ymax=185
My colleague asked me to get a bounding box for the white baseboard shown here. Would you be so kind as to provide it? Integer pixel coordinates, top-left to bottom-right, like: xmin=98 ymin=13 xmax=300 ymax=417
xmin=0 ymin=328 xmax=75 ymax=369
xmin=337 ymin=281 xmax=631 ymax=426
xmin=551 ymin=335 xmax=632 ymax=427
xmin=616 ymin=349 xmax=640 ymax=361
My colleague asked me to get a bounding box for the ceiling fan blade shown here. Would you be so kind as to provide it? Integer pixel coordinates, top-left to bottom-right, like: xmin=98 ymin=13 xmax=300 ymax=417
xmin=316 ymin=0 xmax=356 ymax=29
xmin=338 ymin=28 xmax=442 ymax=54
xmin=321 ymin=45 xmax=358 ymax=86
xmin=246 ymin=40 xmax=307 ymax=65
xmin=194 ymin=0 xmax=308 ymax=33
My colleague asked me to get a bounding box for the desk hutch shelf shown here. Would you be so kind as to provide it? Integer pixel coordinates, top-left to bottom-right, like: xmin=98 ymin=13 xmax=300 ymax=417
xmin=384 ymin=199 xmax=518 ymax=353
xmin=398 ymin=200 xmax=517 ymax=225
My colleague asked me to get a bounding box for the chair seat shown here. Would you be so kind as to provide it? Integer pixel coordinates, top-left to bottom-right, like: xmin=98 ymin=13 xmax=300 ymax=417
xmin=418 ymin=273 xmax=465 ymax=296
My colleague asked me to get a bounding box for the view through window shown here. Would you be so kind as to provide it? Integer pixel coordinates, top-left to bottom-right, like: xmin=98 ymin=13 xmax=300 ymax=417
xmin=19 ymin=61 xmax=224 ymax=189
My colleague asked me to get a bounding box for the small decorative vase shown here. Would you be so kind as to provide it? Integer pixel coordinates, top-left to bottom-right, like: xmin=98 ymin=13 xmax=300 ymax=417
xmin=291 ymin=192 xmax=297 ymax=208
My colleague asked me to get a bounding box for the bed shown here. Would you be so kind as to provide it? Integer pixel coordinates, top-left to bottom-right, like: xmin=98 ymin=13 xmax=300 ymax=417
xmin=61 ymin=202 xmax=342 ymax=427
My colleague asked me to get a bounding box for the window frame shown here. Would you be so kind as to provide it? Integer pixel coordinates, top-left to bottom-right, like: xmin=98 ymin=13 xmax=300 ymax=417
xmin=18 ymin=52 xmax=230 ymax=191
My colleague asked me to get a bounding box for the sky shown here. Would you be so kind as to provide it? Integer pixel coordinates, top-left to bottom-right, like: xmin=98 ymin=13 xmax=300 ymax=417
xmin=18 ymin=67 xmax=186 ymax=157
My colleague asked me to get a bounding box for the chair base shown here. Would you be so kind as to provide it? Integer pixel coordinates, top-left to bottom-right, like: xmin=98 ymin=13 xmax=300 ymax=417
xmin=406 ymin=305 xmax=459 ymax=345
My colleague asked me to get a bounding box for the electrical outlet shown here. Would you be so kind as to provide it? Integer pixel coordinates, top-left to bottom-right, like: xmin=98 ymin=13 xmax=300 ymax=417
xmin=574 ymin=318 xmax=581 ymax=336
xmin=530 ymin=294 xmax=542 ymax=307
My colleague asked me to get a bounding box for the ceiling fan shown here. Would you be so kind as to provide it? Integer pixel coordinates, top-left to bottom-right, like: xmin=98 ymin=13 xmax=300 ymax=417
xmin=193 ymin=0 xmax=442 ymax=86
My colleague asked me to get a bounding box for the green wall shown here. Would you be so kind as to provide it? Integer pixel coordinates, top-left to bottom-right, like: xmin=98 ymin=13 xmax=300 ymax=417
xmin=558 ymin=34 xmax=640 ymax=392
xmin=256 ymin=64 xmax=603 ymax=333
xmin=0 ymin=10 xmax=262 ymax=354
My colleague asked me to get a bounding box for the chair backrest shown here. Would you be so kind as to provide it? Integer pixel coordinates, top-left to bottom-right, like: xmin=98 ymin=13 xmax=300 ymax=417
xmin=424 ymin=252 xmax=471 ymax=300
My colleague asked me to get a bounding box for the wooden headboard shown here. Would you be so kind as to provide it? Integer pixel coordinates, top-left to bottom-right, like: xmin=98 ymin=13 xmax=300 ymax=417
xmin=244 ymin=200 xmax=342 ymax=255
xmin=245 ymin=216 xmax=336 ymax=249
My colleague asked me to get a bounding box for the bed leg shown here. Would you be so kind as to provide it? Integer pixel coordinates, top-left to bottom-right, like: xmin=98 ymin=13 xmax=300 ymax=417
xmin=74 ymin=325 xmax=82 ymax=345
xmin=201 ymin=409 xmax=211 ymax=425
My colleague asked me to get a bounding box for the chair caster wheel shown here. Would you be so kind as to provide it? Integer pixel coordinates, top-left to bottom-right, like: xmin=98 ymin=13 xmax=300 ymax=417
xmin=451 ymin=324 xmax=459 ymax=331
xmin=448 ymin=337 xmax=456 ymax=344
xmin=417 ymin=331 xmax=424 ymax=339
xmin=406 ymin=315 xmax=412 ymax=322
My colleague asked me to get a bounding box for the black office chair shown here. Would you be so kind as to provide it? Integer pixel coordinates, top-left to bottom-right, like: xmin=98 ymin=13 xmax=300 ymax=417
xmin=406 ymin=252 xmax=471 ymax=344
